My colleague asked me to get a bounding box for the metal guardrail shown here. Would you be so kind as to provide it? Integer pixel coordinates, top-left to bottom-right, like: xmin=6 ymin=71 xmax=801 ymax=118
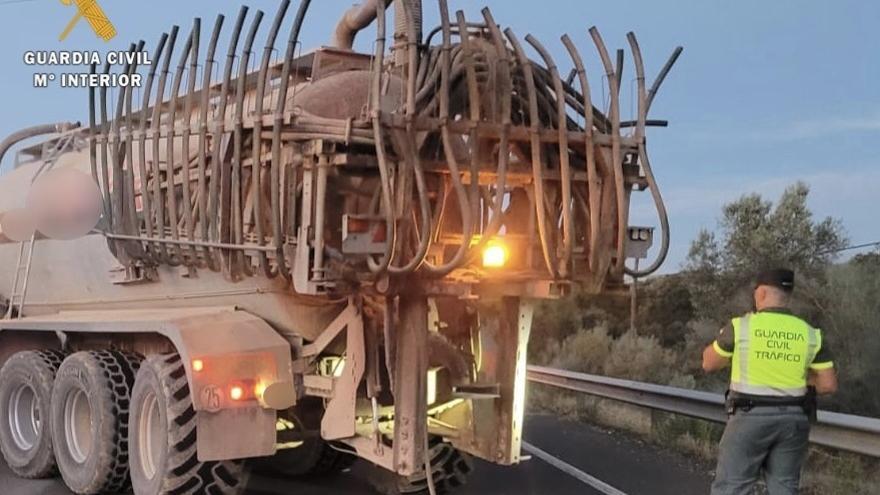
xmin=527 ymin=365 xmax=880 ymax=457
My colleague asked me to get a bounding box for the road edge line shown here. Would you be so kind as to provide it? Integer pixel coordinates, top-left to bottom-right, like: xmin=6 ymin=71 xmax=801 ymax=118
xmin=521 ymin=441 xmax=628 ymax=495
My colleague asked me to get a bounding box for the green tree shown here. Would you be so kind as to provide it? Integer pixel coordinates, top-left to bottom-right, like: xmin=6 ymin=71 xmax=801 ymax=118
xmin=683 ymin=182 xmax=846 ymax=321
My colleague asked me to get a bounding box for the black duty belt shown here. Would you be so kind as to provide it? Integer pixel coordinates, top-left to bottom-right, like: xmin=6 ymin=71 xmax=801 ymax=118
xmin=725 ymin=388 xmax=818 ymax=422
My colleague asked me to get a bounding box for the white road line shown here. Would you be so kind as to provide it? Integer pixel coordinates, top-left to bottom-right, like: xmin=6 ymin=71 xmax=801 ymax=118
xmin=521 ymin=441 xmax=628 ymax=495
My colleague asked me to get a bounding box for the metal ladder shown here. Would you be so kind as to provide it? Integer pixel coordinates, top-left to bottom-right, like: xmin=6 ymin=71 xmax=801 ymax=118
xmin=4 ymin=233 xmax=36 ymax=320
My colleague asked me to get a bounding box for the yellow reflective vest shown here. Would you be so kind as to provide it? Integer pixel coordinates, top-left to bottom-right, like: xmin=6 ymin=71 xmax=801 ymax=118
xmin=717 ymin=311 xmax=829 ymax=396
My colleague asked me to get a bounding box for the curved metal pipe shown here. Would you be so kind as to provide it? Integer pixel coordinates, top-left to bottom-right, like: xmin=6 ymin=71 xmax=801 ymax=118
xmin=389 ymin=0 xmax=432 ymax=274
xmin=252 ymin=0 xmax=291 ymax=279
xmin=625 ymin=32 xmax=669 ymax=277
xmin=122 ymin=40 xmax=147 ymax=259
xmin=589 ymin=27 xmax=626 ymax=277
xmin=166 ymin=26 xmax=196 ymax=266
xmin=505 ymin=28 xmax=557 ymax=278
xmin=137 ymin=32 xmax=170 ymax=264
xmin=331 ymin=0 xmax=392 ymax=50
xmin=454 ymin=11 xmax=481 ymax=261
xmin=214 ymin=7 xmax=249 ymax=280
xmin=366 ymin=0 xmax=397 ymax=275
xmin=198 ymin=15 xmax=225 ymax=271
xmin=149 ymin=25 xmax=179 ymax=265
xmin=468 ymin=8 xmax=511 ymax=253
xmin=561 ymin=34 xmax=600 ymax=274
xmin=88 ymin=63 xmax=99 ymax=187
xmin=419 ymin=0 xmax=472 ymax=277
xmin=110 ymin=43 xmax=138 ymax=259
xmin=98 ymin=58 xmax=113 ymax=244
xmin=272 ymin=0 xmax=313 ymax=282
xmin=232 ymin=10 xmax=264 ymax=278
xmin=648 ymin=46 xmax=683 ymax=113
xmin=0 ymin=122 xmax=79 ymax=172
xmin=527 ymin=34 xmax=573 ymax=277
xmin=179 ymin=19 xmax=201 ymax=266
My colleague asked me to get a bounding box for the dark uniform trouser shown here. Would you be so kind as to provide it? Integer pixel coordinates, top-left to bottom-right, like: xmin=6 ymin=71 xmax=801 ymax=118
xmin=711 ymin=406 xmax=810 ymax=495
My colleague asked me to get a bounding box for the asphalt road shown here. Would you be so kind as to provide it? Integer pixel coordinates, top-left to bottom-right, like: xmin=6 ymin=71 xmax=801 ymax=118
xmin=0 ymin=415 xmax=712 ymax=495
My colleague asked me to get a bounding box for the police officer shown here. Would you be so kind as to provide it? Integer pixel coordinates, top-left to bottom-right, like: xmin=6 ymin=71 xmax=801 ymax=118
xmin=702 ymin=268 xmax=838 ymax=495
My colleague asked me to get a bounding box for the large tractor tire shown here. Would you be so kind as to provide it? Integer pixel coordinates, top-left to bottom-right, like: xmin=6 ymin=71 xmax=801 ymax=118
xmin=254 ymin=397 xmax=355 ymax=478
xmin=0 ymin=349 xmax=65 ymax=479
xmin=50 ymin=350 xmax=141 ymax=494
xmin=371 ymin=438 xmax=473 ymax=495
xmin=128 ymin=353 xmax=245 ymax=495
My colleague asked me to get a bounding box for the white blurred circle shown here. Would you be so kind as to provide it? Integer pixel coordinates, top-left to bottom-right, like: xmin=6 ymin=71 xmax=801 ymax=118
xmin=26 ymin=167 xmax=103 ymax=240
xmin=0 ymin=209 xmax=36 ymax=242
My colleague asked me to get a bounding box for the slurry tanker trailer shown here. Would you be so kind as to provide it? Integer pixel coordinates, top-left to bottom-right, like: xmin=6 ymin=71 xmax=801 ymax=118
xmin=0 ymin=1 xmax=680 ymax=493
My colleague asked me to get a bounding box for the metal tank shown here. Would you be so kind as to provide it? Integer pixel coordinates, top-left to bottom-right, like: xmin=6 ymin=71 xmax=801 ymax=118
xmin=0 ymin=1 xmax=681 ymax=494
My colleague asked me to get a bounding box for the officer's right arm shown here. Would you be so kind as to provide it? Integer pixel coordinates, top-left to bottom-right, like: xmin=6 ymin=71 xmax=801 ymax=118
xmin=702 ymin=322 xmax=734 ymax=372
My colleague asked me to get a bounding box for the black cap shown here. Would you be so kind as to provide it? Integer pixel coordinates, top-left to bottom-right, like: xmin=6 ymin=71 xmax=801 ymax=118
xmin=754 ymin=268 xmax=795 ymax=291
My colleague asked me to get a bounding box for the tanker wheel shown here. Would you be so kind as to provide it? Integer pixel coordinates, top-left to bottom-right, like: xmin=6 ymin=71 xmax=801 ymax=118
xmin=254 ymin=397 xmax=355 ymax=478
xmin=0 ymin=349 xmax=65 ymax=479
xmin=371 ymin=438 xmax=473 ymax=495
xmin=128 ymin=353 xmax=245 ymax=495
xmin=50 ymin=350 xmax=142 ymax=494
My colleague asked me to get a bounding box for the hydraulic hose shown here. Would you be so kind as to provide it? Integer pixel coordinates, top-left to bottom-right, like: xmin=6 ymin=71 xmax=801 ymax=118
xmin=121 ymin=40 xmax=146 ymax=260
xmin=589 ymin=27 xmax=627 ymax=277
xmin=527 ymin=35 xmax=573 ymax=277
xmin=272 ymin=0 xmax=312 ymax=282
xmin=137 ymin=32 xmax=170 ymax=264
xmin=252 ymin=0 xmax=291 ymax=279
xmin=148 ymin=25 xmax=179 ymax=265
xmin=197 ymin=15 xmax=225 ymax=271
xmin=0 ymin=122 xmax=79 ymax=174
xmin=505 ymin=28 xmax=557 ymax=278
xmin=388 ymin=0 xmax=433 ymax=275
xmin=180 ymin=19 xmax=201 ymax=266
xmin=214 ymin=7 xmax=248 ymax=280
xmin=166 ymin=26 xmax=196 ymax=266
xmin=367 ymin=0 xmax=399 ymax=275
xmin=624 ymin=32 xmax=672 ymax=277
xmin=419 ymin=0 xmax=472 ymax=277
xmin=561 ymin=35 xmax=601 ymax=274
xmin=232 ymin=10 xmax=264 ymax=278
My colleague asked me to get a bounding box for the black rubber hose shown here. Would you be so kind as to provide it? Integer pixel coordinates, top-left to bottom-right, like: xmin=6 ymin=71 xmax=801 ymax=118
xmin=252 ymin=0 xmax=290 ymax=279
xmin=418 ymin=0 xmax=472 ymax=277
xmin=624 ymin=32 xmax=670 ymax=278
xmin=272 ymin=0 xmax=313 ymax=282
xmin=214 ymin=7 xmax=248 ymax=279
xmin=179 ymin=18 xmax=201 ymax=266
xmin=98 ymin=58 xmax=113 ymax=250
xmin=122 ymin=40 xmax=146 ymax=260
xmin=197 ymin=14 xmax=225 ymax=271
xmin=366 ymin=0 xmax=397 ymax=275
xmin=166 ymin=26 xmax=196 ymax=265
xmin=388 ymin=0 xmax=432 ymax=275
xmin=137 ymin=32 xmax=170 ymax=263
xmin=149 ymin=25 xmax=180 ymax=264
xmin=232 ymin=10 xmax=264 ymax=278
xmin=109 ymin=43 xmax=137 ymax=258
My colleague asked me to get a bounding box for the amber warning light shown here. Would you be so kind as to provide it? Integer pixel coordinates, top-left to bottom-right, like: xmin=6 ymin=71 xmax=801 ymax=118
xmin=482 ymin=241 xmax=509 ymax=268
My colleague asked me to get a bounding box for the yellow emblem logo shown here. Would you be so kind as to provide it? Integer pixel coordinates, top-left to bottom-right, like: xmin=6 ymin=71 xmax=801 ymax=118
xmin=59 ymin=0 xmax=117 ymax=42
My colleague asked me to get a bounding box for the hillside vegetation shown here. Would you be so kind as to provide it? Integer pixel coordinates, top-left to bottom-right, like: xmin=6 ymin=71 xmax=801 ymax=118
xmin=528 ymin=183 xmax=880 ymax=493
